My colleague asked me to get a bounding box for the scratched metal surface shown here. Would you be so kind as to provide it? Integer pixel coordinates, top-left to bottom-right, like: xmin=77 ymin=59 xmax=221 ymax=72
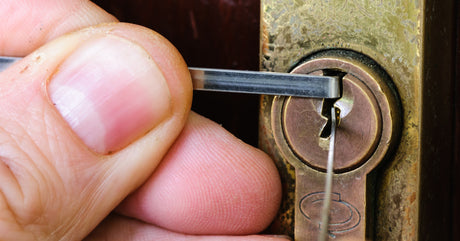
xmin=258 ymin=0 xmax=447 ymax=240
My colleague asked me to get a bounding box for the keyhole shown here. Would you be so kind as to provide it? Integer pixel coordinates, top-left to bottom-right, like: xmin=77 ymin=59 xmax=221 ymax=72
xmin=319 ymin=69 xmax=345 ymax=139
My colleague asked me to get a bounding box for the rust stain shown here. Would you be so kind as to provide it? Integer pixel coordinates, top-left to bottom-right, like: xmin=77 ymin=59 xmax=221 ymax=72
xmin=409 ymin=192 xmax=416 ymax=204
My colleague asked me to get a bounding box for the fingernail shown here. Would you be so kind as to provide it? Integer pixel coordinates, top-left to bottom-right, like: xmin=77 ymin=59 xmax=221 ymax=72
xmin=48 ymin=35 xmax=171 ymax=154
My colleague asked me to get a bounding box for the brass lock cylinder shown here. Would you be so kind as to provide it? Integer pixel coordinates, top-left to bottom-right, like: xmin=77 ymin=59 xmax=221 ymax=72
xmin=267 ymin=49 xmax=402 ymax=240
xmin=273 ymin=49 xmax=402 ymax=174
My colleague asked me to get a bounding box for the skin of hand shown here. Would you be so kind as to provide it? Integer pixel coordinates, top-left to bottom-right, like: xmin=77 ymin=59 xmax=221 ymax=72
xmin=0 ymin=1 xmax=286 ymax=240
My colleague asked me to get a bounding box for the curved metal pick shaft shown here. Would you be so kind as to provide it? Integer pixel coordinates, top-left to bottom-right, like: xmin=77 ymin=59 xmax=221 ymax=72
xmin=318 ymin=106 xmax=337 ymax=241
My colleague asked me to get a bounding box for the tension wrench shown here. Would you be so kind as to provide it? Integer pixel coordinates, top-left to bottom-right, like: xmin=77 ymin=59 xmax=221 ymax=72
xmin=0 ymin=56 xmax=339 ymax=99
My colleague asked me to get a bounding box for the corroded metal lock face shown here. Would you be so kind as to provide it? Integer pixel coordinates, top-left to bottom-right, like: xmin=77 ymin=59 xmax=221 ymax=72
xmin=266 ymin=49 xmax=401 ymax=240
xmin=260 ymin=0 xmax=456 ymax=240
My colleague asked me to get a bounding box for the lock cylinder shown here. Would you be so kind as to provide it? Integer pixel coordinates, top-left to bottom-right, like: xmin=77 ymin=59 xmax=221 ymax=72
xmin=264 ymin=49 xmax=402 ymax=240
xmin=274 ymin=49 xmax=402 ymax=174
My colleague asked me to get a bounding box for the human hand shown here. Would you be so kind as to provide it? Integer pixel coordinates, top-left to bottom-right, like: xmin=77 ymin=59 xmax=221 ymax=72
xmin=0 ymin=1 xmax=285 ymax=240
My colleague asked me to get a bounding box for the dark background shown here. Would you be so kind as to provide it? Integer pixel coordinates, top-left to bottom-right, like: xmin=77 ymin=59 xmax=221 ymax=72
xmin=92 ymin=0 xmax=459 ymax=239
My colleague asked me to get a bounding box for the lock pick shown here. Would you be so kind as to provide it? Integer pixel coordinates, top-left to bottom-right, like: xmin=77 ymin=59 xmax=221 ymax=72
xmin=318 ymin=106 xmax=338 ymax=241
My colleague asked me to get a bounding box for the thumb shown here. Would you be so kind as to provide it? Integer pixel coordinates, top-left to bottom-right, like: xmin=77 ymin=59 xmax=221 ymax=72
xmin=0 ymin=23 xmax=191 ymax=240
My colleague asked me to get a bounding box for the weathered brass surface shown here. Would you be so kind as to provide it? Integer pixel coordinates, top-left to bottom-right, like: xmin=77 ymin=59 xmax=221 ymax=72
xmin=260 ymin=0 xmax=456 ymax=240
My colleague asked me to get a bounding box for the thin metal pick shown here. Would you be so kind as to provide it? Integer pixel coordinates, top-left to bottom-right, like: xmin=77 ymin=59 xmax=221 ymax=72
xmin=318 ymin=106 xmax=337 ymax=241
